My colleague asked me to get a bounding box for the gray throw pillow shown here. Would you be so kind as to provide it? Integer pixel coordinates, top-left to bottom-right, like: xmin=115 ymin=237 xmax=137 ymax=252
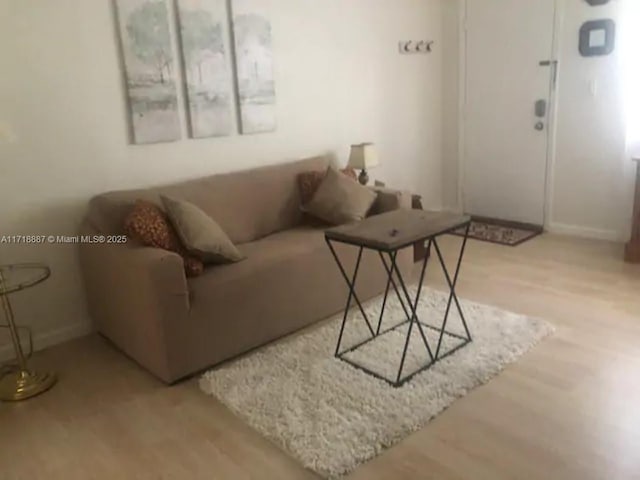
xmin=303 ymin=167 xmax=377 ymax=225
xmin=161 ymin=195 xmax=244 ymax=264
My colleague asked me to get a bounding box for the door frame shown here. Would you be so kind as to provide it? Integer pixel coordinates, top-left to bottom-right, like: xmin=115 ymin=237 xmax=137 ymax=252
xmin=456 ymin=0 xmax=564 ymax=229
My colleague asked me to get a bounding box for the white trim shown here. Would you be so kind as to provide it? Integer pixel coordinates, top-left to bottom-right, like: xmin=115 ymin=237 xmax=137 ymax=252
xmin=547 ymin=223 xmax=624 ymax=242
xmin=0 ymin=321 xmax=92 ymax=362
xmin=543 ymin=0 xmax=564 ymax=230
xmin=456 ymin=0 xmax=468 ymax=213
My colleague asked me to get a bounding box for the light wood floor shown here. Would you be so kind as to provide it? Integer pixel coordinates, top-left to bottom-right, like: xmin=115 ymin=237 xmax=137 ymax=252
xmin=1 ymin=234 xmax=640 ymax=479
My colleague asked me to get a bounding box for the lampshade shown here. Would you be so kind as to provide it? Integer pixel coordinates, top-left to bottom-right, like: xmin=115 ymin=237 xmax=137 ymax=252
xmin=348 ymin=143 xmax=379 ymax=170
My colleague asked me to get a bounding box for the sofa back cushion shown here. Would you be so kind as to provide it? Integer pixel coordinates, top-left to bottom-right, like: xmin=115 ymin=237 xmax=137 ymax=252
xmin=87 ymin=155 xmax=330 ymax=244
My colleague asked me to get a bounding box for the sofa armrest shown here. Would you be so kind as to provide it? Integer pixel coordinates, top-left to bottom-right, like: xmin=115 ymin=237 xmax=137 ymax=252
xmin=79 ymin=222 xmax=189 ymax=382
xmin=369 ymin=186 xmax=413 ymax=216
xmin=120 ymin=246 xmax=189 ymax=302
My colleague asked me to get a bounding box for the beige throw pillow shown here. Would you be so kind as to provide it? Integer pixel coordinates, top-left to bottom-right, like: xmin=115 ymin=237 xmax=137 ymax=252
xmin=304 ymin=167 xmax=377 ymax=225
xmin=161 ymin=196 xmax=244 ymax=264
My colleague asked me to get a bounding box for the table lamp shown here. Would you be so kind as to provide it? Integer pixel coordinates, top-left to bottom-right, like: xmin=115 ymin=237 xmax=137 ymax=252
xmin=348 ymin=143 xmax=379 ymax=185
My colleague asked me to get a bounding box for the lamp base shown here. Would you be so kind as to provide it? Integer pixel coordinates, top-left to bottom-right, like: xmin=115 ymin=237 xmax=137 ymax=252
xmin=0 ymin=369 xmax=56 ymax=401
xmin=358 ymin=169 xmax=369 ymax=185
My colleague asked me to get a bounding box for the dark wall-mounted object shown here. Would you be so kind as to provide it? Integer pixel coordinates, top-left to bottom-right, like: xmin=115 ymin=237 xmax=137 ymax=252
xmin=579 ymin=19 xmax=616 ymax=57
xmin=585 ymin=0 xmax=610 ymax=5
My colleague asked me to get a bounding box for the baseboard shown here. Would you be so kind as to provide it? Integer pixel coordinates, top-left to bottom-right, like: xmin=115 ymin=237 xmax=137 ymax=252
xmin=547 ymin=222 xmax=624 ymax=242
xmin=0 ymin=321 xmax=92 ymax=362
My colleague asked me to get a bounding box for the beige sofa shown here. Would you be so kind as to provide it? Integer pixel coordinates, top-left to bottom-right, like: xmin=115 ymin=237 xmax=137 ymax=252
xmin=79 ymin=156 xmax=413 ymax=383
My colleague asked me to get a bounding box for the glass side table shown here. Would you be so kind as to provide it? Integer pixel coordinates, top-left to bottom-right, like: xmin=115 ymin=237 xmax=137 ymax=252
xmin=0 ymin=263 xmax=56 ymax=401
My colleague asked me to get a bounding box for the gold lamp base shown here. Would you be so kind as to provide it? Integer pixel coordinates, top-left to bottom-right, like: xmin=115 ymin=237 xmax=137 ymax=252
xmin=0 ymin=369 xmax=57 ymax=401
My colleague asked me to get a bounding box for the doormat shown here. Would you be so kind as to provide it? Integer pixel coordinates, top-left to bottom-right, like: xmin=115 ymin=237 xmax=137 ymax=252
xmin=452 ymin=219 xmax=542 ymax=246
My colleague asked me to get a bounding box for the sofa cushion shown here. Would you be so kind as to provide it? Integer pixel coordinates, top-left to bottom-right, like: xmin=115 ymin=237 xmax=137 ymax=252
xmin=297 ymin=167 xmax=358 ymax=205
xmin=87 ymin=156 xmax=330 ymax=244
xmin=123 ymin=200 xmax=204 ymax=277
xmin=303 ymin=167 xmax=377 ymax=225
xmin=189 ymin=226 xmax=325 ymax=290
xmin=182 ymin=226 xmax=399 ymax=374
xmin=161 ymin=195 xmax=244 ymax=264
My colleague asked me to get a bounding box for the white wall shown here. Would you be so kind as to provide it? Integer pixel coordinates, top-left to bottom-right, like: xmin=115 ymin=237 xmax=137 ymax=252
xmin=441 ymin=0 xmax=461 ymax=211
xmin=550 ymin=0 xmax=635 ymax=240
xmin=0 ymin=0 xmax=446 ymax=355
xmin=443 ymin=0 xmax=636 ymax=241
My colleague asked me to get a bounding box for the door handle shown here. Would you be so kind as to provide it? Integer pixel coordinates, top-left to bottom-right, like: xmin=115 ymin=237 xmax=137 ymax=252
xmin=539 ymin=59 xmax=559 ymax=88
xmin=535 ymin=99 xmax=547 ymax=118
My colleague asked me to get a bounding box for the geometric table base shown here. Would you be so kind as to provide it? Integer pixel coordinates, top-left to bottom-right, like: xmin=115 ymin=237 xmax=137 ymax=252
xmin=326 ymin=217 xmax=472 ymax=388
xmin=338 ymin=319 xmax=471 ymax=387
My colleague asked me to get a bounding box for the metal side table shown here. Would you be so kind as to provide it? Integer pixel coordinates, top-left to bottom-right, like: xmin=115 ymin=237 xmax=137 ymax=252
xmin=0 ymin=263 xmax=57 ymax=401
xmin=325 ymin=209 xmax=472 ymax=387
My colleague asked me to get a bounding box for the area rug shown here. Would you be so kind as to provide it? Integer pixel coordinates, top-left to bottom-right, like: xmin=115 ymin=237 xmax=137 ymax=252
xmin=200 ymin=288 xmax=554 ymax=479
xmin=451 ymin=220 xmax=541 ymax=246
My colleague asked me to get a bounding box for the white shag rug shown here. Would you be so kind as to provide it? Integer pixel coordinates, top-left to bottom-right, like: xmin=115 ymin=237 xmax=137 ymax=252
xmin=200 ymin=287 xmax=554 ymax=479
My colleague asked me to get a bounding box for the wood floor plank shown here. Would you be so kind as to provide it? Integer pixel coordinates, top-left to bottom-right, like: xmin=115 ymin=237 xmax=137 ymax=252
xmin=1 ymin=233 xmax=639 ymax=479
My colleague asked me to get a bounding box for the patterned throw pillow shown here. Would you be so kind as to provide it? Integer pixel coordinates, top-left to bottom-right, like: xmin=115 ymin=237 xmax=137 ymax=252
xmin=342 ymin=167 xmax=357 ymax=181
xmin=182 ymin=257 xmax=204 ymax=277
xmin=124 ymin=200 xmax=204 ymax=277
xmin=297 ymin=167 xmax=358 ymax=205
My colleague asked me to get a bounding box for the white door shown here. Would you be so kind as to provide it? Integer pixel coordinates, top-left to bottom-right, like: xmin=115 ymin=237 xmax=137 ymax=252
xmin=463 ymin=0 xmax=557 ymax=226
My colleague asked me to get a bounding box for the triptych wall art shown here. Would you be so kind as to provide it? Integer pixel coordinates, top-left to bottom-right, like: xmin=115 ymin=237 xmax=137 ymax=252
xmin=115 ymin=0 xmax=276 ymax=144
xmin=116 ymin=0 xmax=182 ymax=144
xmin=177 ymin=0 xmax=233 ymax=138
xmin=231 ymin=0 xmax=277 ymax=135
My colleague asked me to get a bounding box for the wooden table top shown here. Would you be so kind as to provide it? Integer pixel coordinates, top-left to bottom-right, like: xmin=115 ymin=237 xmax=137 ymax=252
xmin=325 ymin=209 xmax=471 ymax=251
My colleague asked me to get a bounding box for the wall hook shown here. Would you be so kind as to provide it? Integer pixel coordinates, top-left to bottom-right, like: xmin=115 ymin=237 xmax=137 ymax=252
xmin=399 ymin=40 xmax=434 ymax=54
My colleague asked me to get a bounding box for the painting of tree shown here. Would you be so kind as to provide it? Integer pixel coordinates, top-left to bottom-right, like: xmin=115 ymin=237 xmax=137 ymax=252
xmin=177 ymin=0 xmax=233 ymax=138
xmin=114 ymin=0 xmax=276 ymax=141
xmin=126 ymin=2 xmax=174 ymax=84
xmin=180 ymin=10 xmax=223 ymax=83
xmin=231 ymin=0 xmax=276 ymax=134
xmin=115 ymin=0 xmax=180 ymax=144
